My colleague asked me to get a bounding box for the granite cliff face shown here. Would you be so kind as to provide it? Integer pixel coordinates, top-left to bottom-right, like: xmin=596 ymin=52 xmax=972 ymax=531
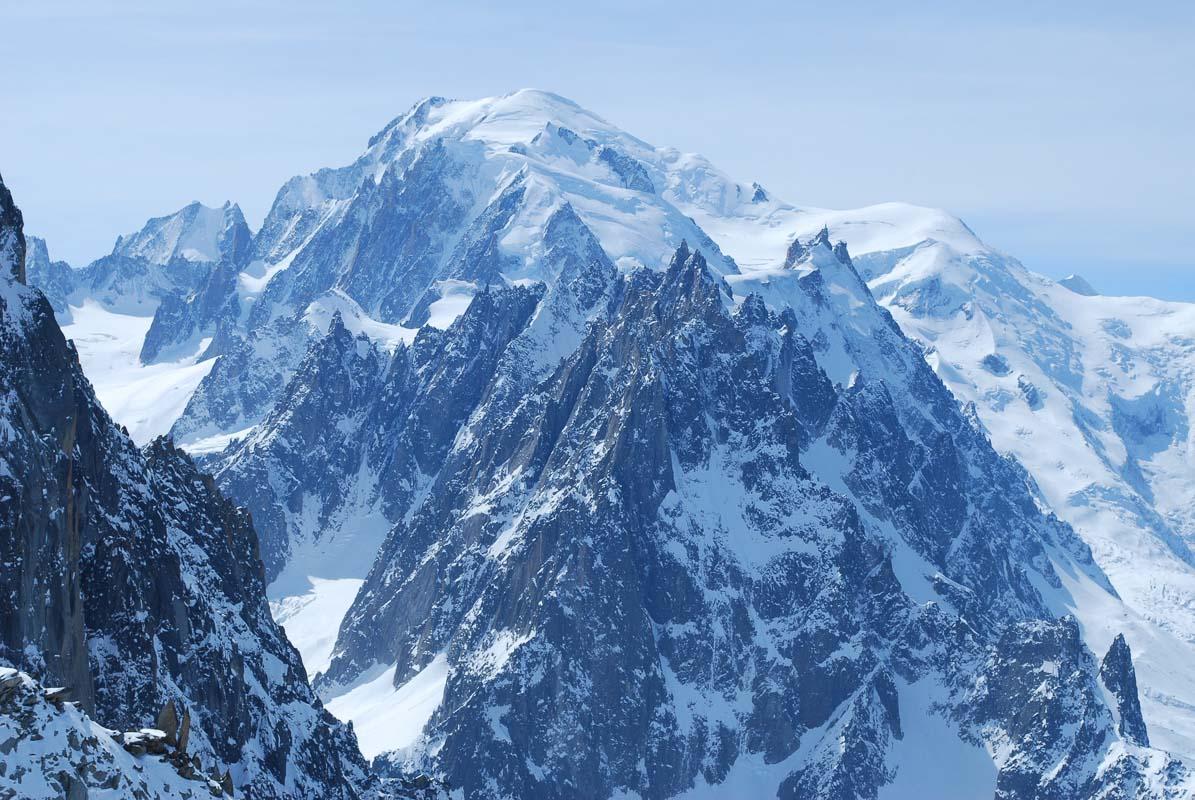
xmin=0 ymin=176 xmax=25 ymax=285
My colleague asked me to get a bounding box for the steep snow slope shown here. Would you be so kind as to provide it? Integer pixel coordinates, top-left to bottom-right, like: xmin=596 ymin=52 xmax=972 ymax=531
xmin=0 ymin=668 xmax=231 ymax=799
xmin=324 ymin=652 xmax=449 ymax=760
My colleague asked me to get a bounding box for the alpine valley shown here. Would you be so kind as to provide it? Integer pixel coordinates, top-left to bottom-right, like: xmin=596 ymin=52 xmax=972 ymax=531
xmin=6 ymin=90 xmax=1195 ymax=799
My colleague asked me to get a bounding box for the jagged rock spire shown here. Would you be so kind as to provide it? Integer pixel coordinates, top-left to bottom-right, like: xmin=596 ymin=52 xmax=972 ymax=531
xmin=833 ymin=239 xmax=853 ymax=266
xmin=811 ymin=224 xmax=832 ymax=250
xmin=783 ymin=227 xmax=852 ymax=270
xmin=1100 ymin=633 xmax=1150 ymax=746
xmin=783 ymin=236 xmax=807 ymax=269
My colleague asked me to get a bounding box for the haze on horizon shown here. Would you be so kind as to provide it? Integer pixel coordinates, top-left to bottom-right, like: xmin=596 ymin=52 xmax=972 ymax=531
xmin=3 ymin=0 xmax=1192 ymax=299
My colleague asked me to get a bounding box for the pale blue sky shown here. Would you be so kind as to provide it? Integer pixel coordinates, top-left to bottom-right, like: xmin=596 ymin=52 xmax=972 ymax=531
xmin=3 ymin=1 xmax=1192 ymax=298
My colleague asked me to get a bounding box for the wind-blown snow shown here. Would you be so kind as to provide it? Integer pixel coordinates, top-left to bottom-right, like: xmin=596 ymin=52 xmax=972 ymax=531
xmin=302 ymin=290 xmax=417 ymax=349
xmin=182 ymin=425 xmax=256 ymax=456
xmin=424 ymin=280 xmax=478 ymax=330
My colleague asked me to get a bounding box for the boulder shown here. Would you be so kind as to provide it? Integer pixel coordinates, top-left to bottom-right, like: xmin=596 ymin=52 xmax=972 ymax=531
xmin=155 ymin=699 xmax=180 ymax=744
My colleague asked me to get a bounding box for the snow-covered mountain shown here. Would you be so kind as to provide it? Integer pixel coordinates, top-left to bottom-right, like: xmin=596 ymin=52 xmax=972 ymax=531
xmin=65 ymin=200 xmax=250 ymax=316
xmin=19 ymin=201 xmax=258 ymax=444
xmin=0 ymin=175 xmax=370 ymax=798
xmin=163 ymin=91 xmax=751 ymax=447
xmin=318 ymin=238 xmax=1188 ymax=798
xmin=768 ymin=203 xmax=1195 ymax=758
xmin=20 ymin=90 xmax=1195 ymax=797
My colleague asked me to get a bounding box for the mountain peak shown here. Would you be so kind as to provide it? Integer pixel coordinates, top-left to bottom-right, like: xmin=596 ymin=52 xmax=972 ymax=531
xmin=113 ymin=201 xmax=251 ymax=266
xmin=1100 ymin=633 xmax=1150 ymax=746
xmin=658 ymin=243 xmax=731 ymax=313
xmin=366 ymin=88 xmax=632 ymax=159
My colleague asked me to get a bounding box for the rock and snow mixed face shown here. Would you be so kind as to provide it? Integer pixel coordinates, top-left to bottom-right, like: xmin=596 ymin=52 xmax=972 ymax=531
xmin=17 ymin=91 xmax=1195 ymax=798
xmin=160 ymin=92 xmax=737 ymax=447
xmin=771 ymin=202 xmax=1195 ymax=759
xmin=312 ymin=240 xmax=1185 ymax=798
xmin=0 ymin=668 xmax=233 ymax=799
xmin=66 ymin=200 xmax=247 ymax=318
xmin=69 ymin=92 xmax=1182 ymax=794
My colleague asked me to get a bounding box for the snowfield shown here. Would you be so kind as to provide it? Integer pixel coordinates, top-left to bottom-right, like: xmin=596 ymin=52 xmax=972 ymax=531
xmin=324 ymin=653 xmax=449 ymax=760
xmin=60 ymin=300 xmax=215 ymax=444
xmin=269 ymin=577 xmax=364 ymax=679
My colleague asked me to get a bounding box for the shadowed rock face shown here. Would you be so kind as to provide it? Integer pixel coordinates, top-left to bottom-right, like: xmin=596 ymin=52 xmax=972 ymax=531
xmin=216 ymin=284 xmax=544 ymax=581
xmin=0 ymin=176 xmax=368 ymax=799
xmin=1100 ymin=633 xmax=1150 ymax=747
xmin=0 ymin=173 xmax=24 ymax=284
xmin=1 ymin=173 xmax=92 ymax=707
xmin=215 ymin=202 xmax=611 ymax=583
xmin=139 ymin=256 xmax=241 ymax=363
